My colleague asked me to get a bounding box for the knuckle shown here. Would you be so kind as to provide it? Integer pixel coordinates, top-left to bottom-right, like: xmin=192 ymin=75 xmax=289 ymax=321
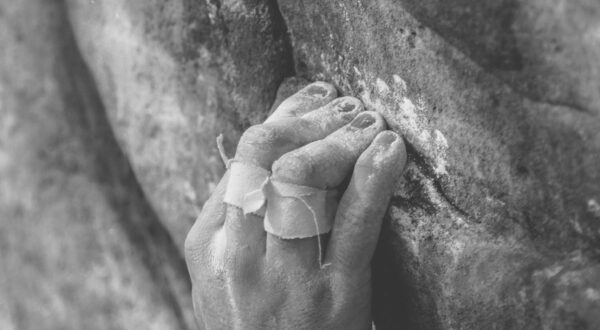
xmin=184 ymin=242 xmax=204 ymax=269
xmin=184 ymin=236 xmax=203 ymax=266
xmin=272 ymin=149 xmax=315 ymax=184
xmin=184 ymin=222 xmax=210 ymax=266
xmin=238 ymin=121 xmax=306 ymax=161
xmin=239 ymin=124 xmax=280 ymax=149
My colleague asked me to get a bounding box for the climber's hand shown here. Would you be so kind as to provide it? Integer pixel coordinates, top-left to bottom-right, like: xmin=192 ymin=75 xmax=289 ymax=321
xmin=185 ymin=80 xmax=407 ymax=329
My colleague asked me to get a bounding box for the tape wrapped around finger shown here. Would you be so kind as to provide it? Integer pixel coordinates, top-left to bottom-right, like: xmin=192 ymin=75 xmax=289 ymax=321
xmin=264 ymin=180 xmax=338 ymax=239
xmin=223 ymin=161 xmax=270 ymax=216
xmin=223 ymin=160 xmax=338 ymax=239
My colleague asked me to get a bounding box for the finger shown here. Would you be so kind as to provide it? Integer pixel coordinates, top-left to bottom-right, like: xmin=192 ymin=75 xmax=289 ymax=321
xmin=266 ymin=111 xmax=387 ymax=269
xmin=224 ymin=98 xmax=364 ymax=254
xmin=265 ymin=81 xmax=337 ymax=123
xmin=325 ymin=131 xmax=407 ymax=273
xmin=268 ymin=77 xmax=310 ymax=114
xmin=236 ymin=96 xmax=364 ymax=169
xmin=272 ymin=111 xmax=386 ymax=188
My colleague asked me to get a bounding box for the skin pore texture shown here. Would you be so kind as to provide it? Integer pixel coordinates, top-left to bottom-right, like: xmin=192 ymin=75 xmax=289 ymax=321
xmin=185 ymin=81 xmax=407 ymax=329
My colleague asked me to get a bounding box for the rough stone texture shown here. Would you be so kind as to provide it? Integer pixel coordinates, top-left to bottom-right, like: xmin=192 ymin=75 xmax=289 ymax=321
xmin=58 ymin=0 xmax=600 ymax=329
xmin=0 ymin=1 xmax=194 ymax=329
xmin=277 ymin=0 xmax=600 ymax=328
xmin=66 ymin=0 xmax=294 ymax=251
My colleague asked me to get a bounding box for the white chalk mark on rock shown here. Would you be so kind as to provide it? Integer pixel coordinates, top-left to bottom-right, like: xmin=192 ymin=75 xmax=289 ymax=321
xmin=587 ymin=199 xmax=600 ymax=218
xmin=375 ymin=78 xmax=391 ymax=96
xmin=585 ymin=288 xmax=600 ymax=301
xmin=354 ymin=68 xmax=449 ymax=177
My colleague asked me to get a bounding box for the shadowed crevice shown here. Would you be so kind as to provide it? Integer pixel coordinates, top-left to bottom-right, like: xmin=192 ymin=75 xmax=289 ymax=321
xmin=183 ymin=0 xmax=296 ymax=131
xmin=372 ymin=212 xmax=444 ymax=330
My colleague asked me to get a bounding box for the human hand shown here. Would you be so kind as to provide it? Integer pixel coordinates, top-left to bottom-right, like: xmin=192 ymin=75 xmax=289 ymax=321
xmin=185 ymin=81 xmax=407 ymax=329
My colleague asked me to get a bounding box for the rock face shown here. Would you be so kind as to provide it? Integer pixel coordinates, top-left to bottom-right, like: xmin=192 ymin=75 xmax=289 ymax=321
xmin=9 ymin=0 xmax=596 ymax=328
xmin=277 ymin=1 xmax=600 ymax=328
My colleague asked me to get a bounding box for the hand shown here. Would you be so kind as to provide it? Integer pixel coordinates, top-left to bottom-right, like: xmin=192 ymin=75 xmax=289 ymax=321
xmin=185 ymin=81 xmax=407 ymax=329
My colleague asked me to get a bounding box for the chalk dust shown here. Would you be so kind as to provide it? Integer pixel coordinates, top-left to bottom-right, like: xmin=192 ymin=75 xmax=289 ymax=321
xmin=353 ymin=67 xmax=449 ymax=177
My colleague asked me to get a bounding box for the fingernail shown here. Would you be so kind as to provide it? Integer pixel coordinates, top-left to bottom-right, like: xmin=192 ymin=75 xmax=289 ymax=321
xmin=334 ymin=97 xmax=362 ymax=113
xmin=306 ymin=84 xmax=329 ymax=97
xmin=351 ymin=112 xmax=375 ymax=128
xmin=375 ymin=131 xmax=398 ymax=145
xmin=338 ymin=101 xmax=356 ymax=112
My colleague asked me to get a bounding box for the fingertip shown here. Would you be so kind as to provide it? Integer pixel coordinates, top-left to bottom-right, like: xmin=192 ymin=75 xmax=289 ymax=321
xmin=301 ymin=96 xmax=363 ymax=128
xmin=354 ymin=130 xmax=407 ymax=188
xmin=270 ymin=77 xmax=311 ymax=111
xmin=267 ymin=81 xmax=338 ymax=122
xmin=332 ymin=96 xmax=364 ymax=112
xmin=349 ymin=111 xmax=387 ymax=132
xmin=301 ymin=81 xmax=338 ymax=99
xmin=371 ymin=130 xmax=407 ymax=173
xmin=373 ymin=130 xmax=399 ymax=145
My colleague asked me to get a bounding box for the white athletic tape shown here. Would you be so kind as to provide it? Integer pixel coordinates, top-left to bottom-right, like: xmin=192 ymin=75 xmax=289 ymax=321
xmin=223 ymin=161 xmax=270 ymax=216
xmin=223 ymin=160 xmax=338 ymax=241
xmin=263 ymin=179 xmax=338 ymax=239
